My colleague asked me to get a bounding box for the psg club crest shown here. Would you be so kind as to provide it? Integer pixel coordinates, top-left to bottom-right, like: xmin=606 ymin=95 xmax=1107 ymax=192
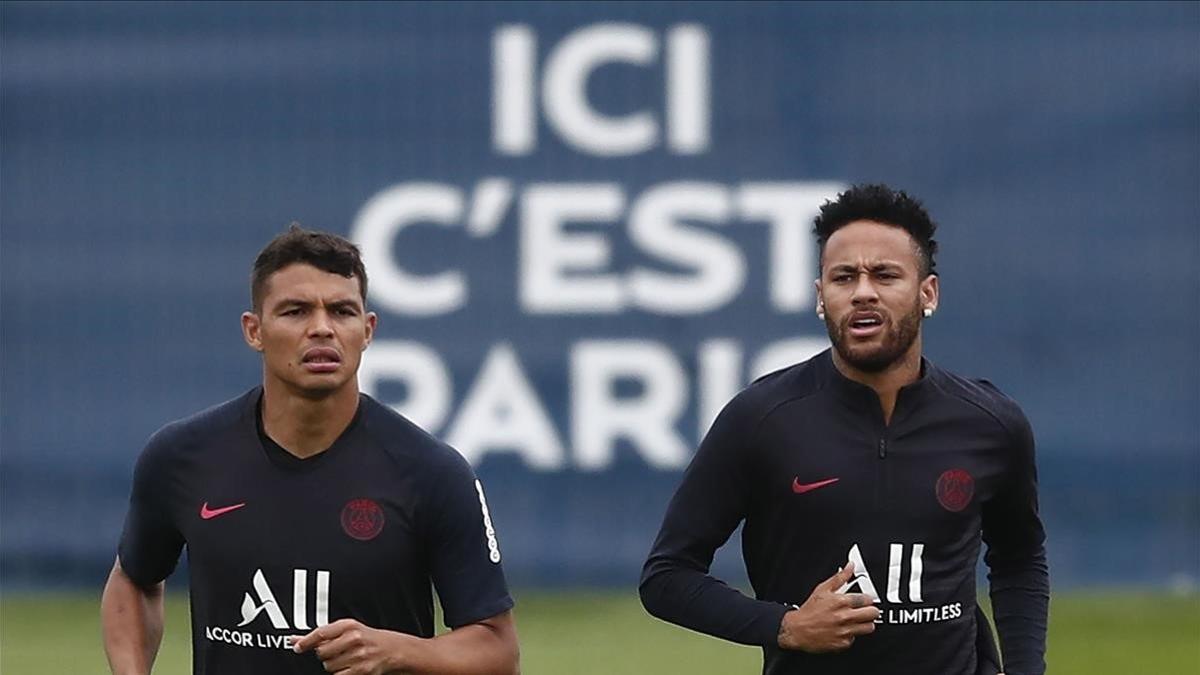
xmin=340 ymin=498 xmax=385 ymax=541
xmin=935 ymin=469 xmax=975 ymax=512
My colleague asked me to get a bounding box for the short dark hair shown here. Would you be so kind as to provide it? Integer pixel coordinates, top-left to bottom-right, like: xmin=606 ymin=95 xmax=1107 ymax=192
xmin=813 ymin=184 xmax=939 ymax=276
xmin=250 ymin=223 xmax=368 ymax=311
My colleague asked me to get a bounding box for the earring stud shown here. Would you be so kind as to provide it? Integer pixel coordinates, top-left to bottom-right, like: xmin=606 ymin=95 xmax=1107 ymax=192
xmin=923 ymin=308 xmax=934 ymax=318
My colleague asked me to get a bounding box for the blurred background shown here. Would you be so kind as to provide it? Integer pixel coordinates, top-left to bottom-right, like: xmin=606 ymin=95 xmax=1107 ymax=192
xmin=2 ymin=2 xmax=1197 ymax=673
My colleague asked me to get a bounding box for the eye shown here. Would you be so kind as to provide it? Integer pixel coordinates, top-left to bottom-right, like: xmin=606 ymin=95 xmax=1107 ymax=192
xmin=832 ymin=274 xmax=853 ymax=283
xmin=336 ymin=307 xmax=359 ymax=317
xmin=281 ymin=307 xmax=303 ymax=316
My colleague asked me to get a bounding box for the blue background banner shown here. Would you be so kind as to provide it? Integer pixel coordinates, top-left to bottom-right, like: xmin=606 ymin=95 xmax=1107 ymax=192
xmin=2 ymin=1 xmax=1197 ymax=590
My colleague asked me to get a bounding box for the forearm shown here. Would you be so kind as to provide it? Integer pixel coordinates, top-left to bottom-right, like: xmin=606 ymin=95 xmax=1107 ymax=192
xmin=390 ymin=616 xmax=519 ymax=675
xmin=989 ymin=549 xmax=1049 ymax=675
xmin=101 ymin=560 xmax=165 ymax=675
xmin=639 ymin=565 xmax=789 ymax=646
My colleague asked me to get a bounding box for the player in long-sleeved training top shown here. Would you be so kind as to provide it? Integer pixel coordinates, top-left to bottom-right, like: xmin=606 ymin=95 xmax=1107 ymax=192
xmin=101 ymin=226 xmax=519 ymax=675
xmin=640 ymin=184 xmax=1048 ymax=675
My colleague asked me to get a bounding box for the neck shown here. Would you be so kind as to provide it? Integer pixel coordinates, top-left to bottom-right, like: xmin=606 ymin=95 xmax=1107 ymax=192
xmin=260 ymin=377 xmax=360 ymax=459
xmin=831 ymin=337 xmax=923 ymax=426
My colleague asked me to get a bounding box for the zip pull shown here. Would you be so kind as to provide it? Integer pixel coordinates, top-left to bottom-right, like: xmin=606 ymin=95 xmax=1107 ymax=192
xmin=878 ymin=438 xmax=887 ymax=459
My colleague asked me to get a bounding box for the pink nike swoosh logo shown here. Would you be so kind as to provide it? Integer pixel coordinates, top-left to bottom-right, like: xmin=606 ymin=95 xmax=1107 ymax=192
xmin=200 ymin=502 xmax=246 ymax=520
xmin=792 ymin=477 xmax=840 ymax=494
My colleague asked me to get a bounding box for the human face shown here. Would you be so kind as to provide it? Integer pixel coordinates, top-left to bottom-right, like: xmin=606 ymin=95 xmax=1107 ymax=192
xmin=815 ymin=220 xmax=938 ymax=374
xmin=241 ymin=263 xmax=376 ymax=398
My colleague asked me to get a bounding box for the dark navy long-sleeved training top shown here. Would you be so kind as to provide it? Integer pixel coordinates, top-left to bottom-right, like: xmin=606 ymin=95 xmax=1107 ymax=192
xmin=640 ymin=349 xmax=1048 ymax=675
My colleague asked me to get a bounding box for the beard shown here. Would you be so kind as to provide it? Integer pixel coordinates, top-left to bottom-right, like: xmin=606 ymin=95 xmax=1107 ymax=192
xmin=826 ymin=297 xmax=923 ymax=374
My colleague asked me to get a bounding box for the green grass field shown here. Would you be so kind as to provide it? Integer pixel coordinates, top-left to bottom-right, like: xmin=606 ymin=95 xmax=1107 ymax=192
xmin=2 ymin=591 xmax=1197 ymax=674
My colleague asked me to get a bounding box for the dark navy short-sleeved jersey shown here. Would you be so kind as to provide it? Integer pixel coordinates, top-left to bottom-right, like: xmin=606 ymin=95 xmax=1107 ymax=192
xmin=118 ymin=388 xmax=513 ymax=675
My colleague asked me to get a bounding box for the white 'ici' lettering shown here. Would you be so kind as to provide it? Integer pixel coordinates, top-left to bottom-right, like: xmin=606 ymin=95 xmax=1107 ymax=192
xmin=493 ymin=23 xmax=710 ymax=157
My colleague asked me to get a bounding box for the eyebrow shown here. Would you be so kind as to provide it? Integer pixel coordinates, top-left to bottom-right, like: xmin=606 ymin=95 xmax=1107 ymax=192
xmin=828 ymin=262 xmax=905 ymax=273
xmin=273 ymin=297 xmax=363 ymax=311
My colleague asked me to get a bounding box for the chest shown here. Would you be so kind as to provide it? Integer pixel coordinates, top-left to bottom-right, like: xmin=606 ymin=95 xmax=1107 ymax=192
xmin=749 ymin=403 xmax=1010 ymax=538
xmin=170 ymin=445 xmax=426 ymax=586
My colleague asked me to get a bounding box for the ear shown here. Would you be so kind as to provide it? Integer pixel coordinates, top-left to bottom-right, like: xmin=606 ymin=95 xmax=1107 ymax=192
xmin=813 ymin=278 xmax=824 ymax=312
xmin=241 ymin=311 xmax=264 ymax=352
xmin=363 ymin=312 xmax=378 ymax=350
xmin=920 ymin=274 xmax=940 ymax=314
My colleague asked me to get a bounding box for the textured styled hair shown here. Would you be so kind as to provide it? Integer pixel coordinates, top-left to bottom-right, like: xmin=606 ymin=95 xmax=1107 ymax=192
xmin=250 ymin=223 xmax=368 ymax=311
xmin=813 ymin=184 xmax=939 ymax=276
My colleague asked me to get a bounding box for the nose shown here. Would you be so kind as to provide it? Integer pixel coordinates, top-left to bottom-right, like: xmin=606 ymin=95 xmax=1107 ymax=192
xmin=307 ymin=309 xmax=335 ymax=338
xmin=851 ymin=273 xmax=879 ymax=305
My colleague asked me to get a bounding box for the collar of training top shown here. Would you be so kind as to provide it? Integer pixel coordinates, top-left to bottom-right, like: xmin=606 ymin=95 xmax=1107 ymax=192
xmin=818 ymin=349 xmax=936 ymax=422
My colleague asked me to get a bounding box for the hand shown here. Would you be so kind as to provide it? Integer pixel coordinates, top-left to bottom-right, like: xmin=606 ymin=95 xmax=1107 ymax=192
xmin=293 ymin=619 xmax=410 ymax=674
xmin=777 ymin=562 xmax=881 ymax=653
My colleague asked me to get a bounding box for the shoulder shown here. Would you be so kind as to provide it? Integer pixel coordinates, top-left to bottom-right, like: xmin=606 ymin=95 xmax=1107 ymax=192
xmin=357 ymin=394 xmax=473 ymax=475
xmin=730 ymin=351 xmax=829 ymax=423
xmin=700 ymin=352 xmax=829 ymax=446
xmin=143 ymin=390 xmax=254 ymax=456
xmin=929 ymin=364 xmax=1032 ymax=441
xmin=357 ymin=397 xmax=484 ymax=522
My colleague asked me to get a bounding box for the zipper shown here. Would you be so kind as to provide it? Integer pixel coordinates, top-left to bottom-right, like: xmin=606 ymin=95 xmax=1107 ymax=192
xmin=873 ymin=435 xmax=889 ymax=512
xmin=875 ymin=435 xmax=889 ymax=513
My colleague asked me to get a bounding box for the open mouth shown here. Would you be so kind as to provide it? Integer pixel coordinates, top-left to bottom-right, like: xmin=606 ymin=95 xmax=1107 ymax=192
xmin=301 ymin=347 xmax=342 ymax=373
xmin=847 ymin=312 xmax=885 ymax=337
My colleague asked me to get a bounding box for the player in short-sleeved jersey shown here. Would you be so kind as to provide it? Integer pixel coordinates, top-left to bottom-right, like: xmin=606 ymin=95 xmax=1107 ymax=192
xmin=120 ymin=389 xmax=512 ymax=674
xmin=640 ymin=185 xmax=1048 ymax=675
xmin=103 ymin=226 xmax=519 ymax=675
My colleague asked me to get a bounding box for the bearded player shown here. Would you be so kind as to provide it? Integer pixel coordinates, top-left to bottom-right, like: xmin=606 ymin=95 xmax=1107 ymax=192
xmin=640 ymin=184 xmax=1048 ymax=674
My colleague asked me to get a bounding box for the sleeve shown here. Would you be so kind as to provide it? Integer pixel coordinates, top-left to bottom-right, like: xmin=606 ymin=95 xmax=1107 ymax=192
xmin=117 ymin=430 xmax=185 ymax=588
xmin=639 ymin=392 xmax=790 ymax=647
xmin=981 ymin=407 xmax=1049 ymax=675
xmin=425 ymin=449 xmax=514 ymax=629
